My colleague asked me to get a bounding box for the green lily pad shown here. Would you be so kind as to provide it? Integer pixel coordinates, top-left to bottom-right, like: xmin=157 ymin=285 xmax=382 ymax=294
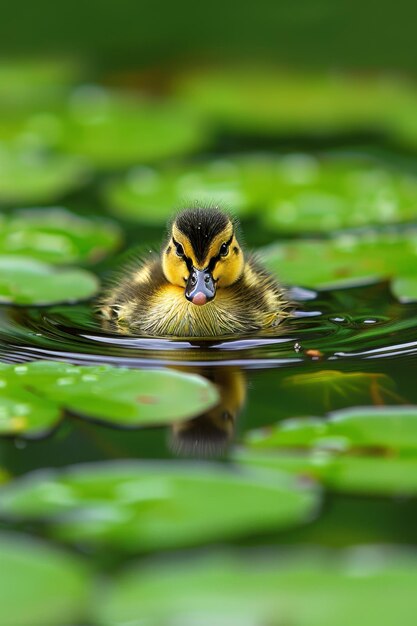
xmin=96 ymin=548 xmax=417 ymax=626
xmin=386 ymin=94 xmax=417 ymax=152
xmin=52 ymin=87 xmax=207 ymax=168
xmin=0 ymin=385 xmax=61 ymax=438
xmin=323 ymin=455 xmax=417 ymax=496
xmin=240 ymin=405 xmax=417 ymax=496
xmin=0 ymin=57 xmax=81 ymax=113
xmin=0 ymin=460 xmax=318 ymax=552
xmin=105 ymin=154 xmax=417 ymax=230
xmin=0 ymin=146 xmax=90 ymax=205
xmin=177 ymin=67 xmax=416 ymax=138
xmin=0 ymin=256 xmax=99 ymax=305
xmin=0 ymin=208 xmax=121 ymax=264
xmin=103 ymin=155 xmax=276 ymax=223
xmin=0 ymin=361 xmax=219 ymax=437
xmin=262 ymin=156 xmax=417 ymax=233
xmin=246 ymin=407 xmax=417 ymax=452
xmin=0 ymin=531 xmax=91 ymax=626
xmin=262 ymin=230 xmax=417 ymax=289
xmin=237 ymin=448 xmax=417 ymax=497
xmin=392 ymin=276 xmax=417 ymax=302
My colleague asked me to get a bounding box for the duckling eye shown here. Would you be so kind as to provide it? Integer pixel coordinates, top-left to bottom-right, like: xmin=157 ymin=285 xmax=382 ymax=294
xmin=175 ymin=242 xmax=184 ymax=257
xmin=220 ymin=243 xmax=229 ymax=257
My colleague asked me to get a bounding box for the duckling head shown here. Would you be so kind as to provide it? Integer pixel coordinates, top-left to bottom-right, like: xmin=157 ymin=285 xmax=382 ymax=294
xmin=162 ymin=207 xmax=244 ymax=306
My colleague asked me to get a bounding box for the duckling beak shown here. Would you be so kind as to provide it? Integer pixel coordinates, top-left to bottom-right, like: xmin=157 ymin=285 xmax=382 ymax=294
xmin=185 ymin=267 xmax=216 ymax=306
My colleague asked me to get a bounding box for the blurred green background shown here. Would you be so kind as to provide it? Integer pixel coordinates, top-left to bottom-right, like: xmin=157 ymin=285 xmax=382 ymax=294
xmin=1 ymin=0 xmax=415 ymax=73
xmin=1 ymin=2 xmax=417 ymax=625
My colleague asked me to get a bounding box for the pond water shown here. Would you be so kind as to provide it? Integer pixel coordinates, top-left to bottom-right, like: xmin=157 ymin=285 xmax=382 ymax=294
xmin=2 ymin=276 xmax=417 ymax=547
xmin=2 ymin=60 xmax=417 ymax=624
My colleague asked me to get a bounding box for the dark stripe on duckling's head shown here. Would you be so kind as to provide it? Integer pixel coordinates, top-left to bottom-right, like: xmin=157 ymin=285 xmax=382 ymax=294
xmin=174 ymin=207 xmax=230 ymax=264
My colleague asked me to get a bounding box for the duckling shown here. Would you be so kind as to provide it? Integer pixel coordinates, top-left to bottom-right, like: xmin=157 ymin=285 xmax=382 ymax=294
xmin=100 ymin=206 xmax=288 ymax=337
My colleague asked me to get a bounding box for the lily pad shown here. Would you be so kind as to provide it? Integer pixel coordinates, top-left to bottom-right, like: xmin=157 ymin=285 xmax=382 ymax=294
xmin=237 ymin=448 xmax=417 ymax=497
xmin=262 ymin=230 xmax=417 ymax=289
xmin=0 ymin=361 xmax=219 ymax=437
xmin=239 ymin=405 xmax=417 ymax=496
xmin=104 ymin=154 xmax=417 ymax=231
xmin=53 ymin=87 xmax=208 ymax=168
xmin=386 ymin=94 xmax=417 ymax=152
xmin=262 ymin=155 xmax=417 ymax=233
xmin=0 ymin=385 xmax=61 ymax=438
xmin=0 ymin=460 xmax=318 ymax=552
xmin=323 ymin=456 xmax=417 ymax=496
xmin=177 ymin=67 xmax=416 ymax=138
xmin=0 ymin=208 xmax=121 ymax=264
xmin=96 ymin=547 xmax=417 ymax=626
xmin=103 ymin=155 xmax=276 ymax=223
xmin=0 ymin=146 xmax=90 ymax=205
xmin=0 ymin=57 xmax=81 ymax=113
xmin=0 ymin=531 xmax=91 ymax=626
xmin=0 ymin=256 xmax=99 ymax=305
xmin=392 ymin=276 xmax=417 ymax=302
xmin=245 ymin=406 xmax=417 ymax=452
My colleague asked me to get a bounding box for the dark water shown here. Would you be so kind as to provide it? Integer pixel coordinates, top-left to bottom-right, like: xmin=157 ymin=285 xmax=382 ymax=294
xmin=2 ymin=277 xmax=417 ymax=545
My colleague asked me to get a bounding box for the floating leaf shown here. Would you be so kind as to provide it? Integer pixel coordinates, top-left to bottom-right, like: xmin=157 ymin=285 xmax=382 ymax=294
xmin=179 ymin=65 xmax=417 ymax=159
xmin=0 ymin=146 xmax=90 ymax=205
xmin=237 ymin=448 xmax=417 ymax=497
xmin=0 ymin=460 xmax=318 ymax=551
xmin=239 ymin=403 xmax=417 ymax=496
xmin=0 ymin=57 xmax=81 ymax=112
xmin=324 ymin=456 xmax=417 ymax=496
xmin=51 ymin=87 xmax=208 ymax=168
xmin=0 ymin=208 xmax=121 ymax=264
xmin=104 ymin=154 xmax=417 ymax=230
xmin=0 ymin=385 xmax=61 ymax=438
xmin=386 ymin=95 xmax=417 ymax=152
xmin=0 ymin=256 xmax=99 ymax=305
xmin=103 ymin=155 xmax=276 ymax=223
xmin=177 ymin=67 xmax=417 ymax=138
xmin=96 ymin=547 xmax=417 ymax=626
xmin=262 ymin=231 xmax=417 ymax=289
xmin=241 ymin=406 xmax=417 ymax=496
xmin=392 ymin=276 xmax=417 ymax=302
xmin=19 ymin=361 xmax=220 ymax=426
xmin=262 ymin=155 xmax=417 ymax=233
xmin=246 ymin=407 xmax=417 ymax=452
xmin=0 ymin=531 xmax=91 ymax=626
xmin=0 ymin=361 xmax=219 ymax=437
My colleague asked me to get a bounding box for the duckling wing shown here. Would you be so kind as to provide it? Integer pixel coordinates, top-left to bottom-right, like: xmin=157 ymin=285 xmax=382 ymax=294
xmin=240 ymin=254 xmax=290 ymax=327
xmin=98 ymin=253 xmax=166 ymax=324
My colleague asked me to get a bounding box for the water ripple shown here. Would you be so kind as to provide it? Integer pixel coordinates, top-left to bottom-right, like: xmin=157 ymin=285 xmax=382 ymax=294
xmin=0 ymin=283 xmax=417 ymax=369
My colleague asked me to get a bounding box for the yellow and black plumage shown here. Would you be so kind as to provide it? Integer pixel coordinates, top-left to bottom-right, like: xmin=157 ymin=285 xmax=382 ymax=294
xmin=101 ymin=207 xmax=288 ymax=337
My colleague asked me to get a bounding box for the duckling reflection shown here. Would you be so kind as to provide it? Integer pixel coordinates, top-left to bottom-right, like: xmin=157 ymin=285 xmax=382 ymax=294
xmin=168 ymin=367 xmax=246 ymax=458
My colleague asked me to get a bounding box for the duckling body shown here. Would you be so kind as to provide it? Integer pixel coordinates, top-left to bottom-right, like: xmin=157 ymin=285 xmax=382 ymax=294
xmin=101 ymin=207 xmax=288 ymax=337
